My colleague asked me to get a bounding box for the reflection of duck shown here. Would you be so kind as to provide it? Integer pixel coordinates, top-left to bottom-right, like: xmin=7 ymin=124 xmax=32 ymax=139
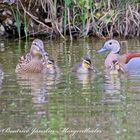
xmin=16 ymin=71 xmax=60 ymax=103
xmin=16 ymin=73 xmax=48 ymax=103
xmin=98 ymin=39 xmax=140 ymax=73
xmin=101 ymin=74 xmax=125 ymax=105
xmin=74 ymin=73 xmax=95 ymax=88
xmin=15 ymin=39 xmax=46 ymax=74
xmin=71 ymin=57 xmax=97 ymax=74
xmin=16 ymin=73 xmax=49 ymax=118
xmin=45 ymin=74 xmax=60 ymax=90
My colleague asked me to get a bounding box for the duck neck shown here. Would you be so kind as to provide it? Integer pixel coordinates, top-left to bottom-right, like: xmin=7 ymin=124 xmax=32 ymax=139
xmin=105 ymin=52 xmax=119 ymax=69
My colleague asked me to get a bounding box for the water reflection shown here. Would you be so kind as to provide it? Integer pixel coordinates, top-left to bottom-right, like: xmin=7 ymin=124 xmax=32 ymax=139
xmin=0 ymin=39 xmax=140 ymax=139
xmin=16 ymin=73 xmax=60 ymax=103
xmin=73 ymin=73 xmax=96 ymax=88
xmin=101 ymin=73 xmax=126 ymax=105
xmin=16 ymin=73 xmax=48 ymax=104
xmin=126 ymin=72 xmax=140 ymax=93
xmin=0 ymin=65 xmax=3 ymax=91
xmin=16 ymin=73 xmax=60 ymax=121
xmin=0 ymin=42 xmax=5 ymax=52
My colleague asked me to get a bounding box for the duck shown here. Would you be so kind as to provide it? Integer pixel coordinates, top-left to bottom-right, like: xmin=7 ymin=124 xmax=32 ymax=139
xmin=43 ymin=59 xmax=60 ymax=74
xmin=98 ymin=39 xmax=140 ymax=73
xmin=15 ymin=39 xmax=47 ymax=74
xmin=71 ymin=57 xmax=97 ymax=74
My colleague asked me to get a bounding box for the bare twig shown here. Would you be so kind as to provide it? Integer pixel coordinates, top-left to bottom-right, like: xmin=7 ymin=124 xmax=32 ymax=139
xmin=18 ymin=0 xmax=65 ymax=39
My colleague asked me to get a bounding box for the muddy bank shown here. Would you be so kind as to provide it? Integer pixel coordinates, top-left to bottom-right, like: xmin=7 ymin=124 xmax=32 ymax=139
xmin=0 ymin=0 xmax=140 ymax=39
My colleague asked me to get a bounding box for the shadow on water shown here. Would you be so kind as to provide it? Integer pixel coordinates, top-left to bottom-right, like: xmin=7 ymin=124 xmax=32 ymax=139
xmin=0 ymin=38 xmax=140 ymax=139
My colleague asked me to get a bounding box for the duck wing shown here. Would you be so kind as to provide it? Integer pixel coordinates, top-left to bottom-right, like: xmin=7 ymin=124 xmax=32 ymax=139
xmin=123 ymin=53 xmax=140 ymax=64
xmin=16 ymin=53 xmax=43 ymax=73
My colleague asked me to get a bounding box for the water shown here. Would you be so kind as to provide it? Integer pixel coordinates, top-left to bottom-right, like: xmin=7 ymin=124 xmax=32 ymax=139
xmin=0 ymin=38 xmax=140 ymax=140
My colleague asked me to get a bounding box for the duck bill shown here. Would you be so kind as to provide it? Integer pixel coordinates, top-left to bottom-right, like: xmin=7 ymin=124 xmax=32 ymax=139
xmin=97 ymin=47 xmax=108 ymax=53
xmin=90 ymin=65 xmax=97 ymax=72
xmin=43 ymin=51 xmax=49 ymax=60
xmin=120 ymin=66 xmax=125 ymax=73
xmin=43 ymin=51 xmax=49 ymax=56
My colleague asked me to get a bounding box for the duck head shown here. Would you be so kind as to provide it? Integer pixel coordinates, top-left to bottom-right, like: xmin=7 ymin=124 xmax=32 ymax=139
xmin=43 ymin=51 xmax=49 ymax=60
xmin=46 ymin=59 xmax=55 ymax=69
xmin=45 ymin=59 xmax=59 ymax=74
xmin=110 ymin=60 xmax=125 ymax=73
xmin=81 ymin=57 xmax=97 ymax=72
xmin=98 ymin=39 xmax=121 ymax=54
xmin=30 ymin=39 xmax=46 ymax=59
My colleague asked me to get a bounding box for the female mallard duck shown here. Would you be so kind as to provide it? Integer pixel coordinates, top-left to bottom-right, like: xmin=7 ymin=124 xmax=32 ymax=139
xmin=71 ymin=57 xmax=97 ymax=74
xmin=43 ymin=59 xmax=60 ymax=74
xmin=15 ymin=39 xmax=47 ymax=74
xmin=98 ymin=39 xmax=140 ymax=73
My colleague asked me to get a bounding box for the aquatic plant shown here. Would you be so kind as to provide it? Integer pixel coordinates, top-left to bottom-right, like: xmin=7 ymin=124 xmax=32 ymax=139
xmin=11 ymin=7 xmax=21 ymax=38
xmin=0 ymin=0 xmax=140 ymax=39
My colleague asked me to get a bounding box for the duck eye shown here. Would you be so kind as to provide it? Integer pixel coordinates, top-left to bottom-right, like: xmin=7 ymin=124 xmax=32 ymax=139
xmin=109 ymin=42 xmax=112 ymax=45
xmin=85 ymin=61 xmax=90 ymax=65
xmin=49 ymin=62 xmax=52 ymax=64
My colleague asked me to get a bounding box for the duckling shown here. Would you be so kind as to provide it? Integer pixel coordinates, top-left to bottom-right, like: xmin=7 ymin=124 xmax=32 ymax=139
xmin=16 ymin=39 xmax=46 ymax=74
xmin=71 ymin=57 xmax=97 ymax=74
xmin=109 ymin=60 xmax=124 ymax=74
xmin=43 ymin=59 xmax=60 ymax=74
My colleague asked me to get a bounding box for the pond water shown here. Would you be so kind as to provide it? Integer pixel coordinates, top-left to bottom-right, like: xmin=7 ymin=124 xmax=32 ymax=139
xmin=0 ymin=38 xmax=140 ymax=140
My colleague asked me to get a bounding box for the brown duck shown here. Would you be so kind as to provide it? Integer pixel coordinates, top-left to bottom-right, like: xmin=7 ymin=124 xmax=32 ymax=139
xmin=15 ymin=39 xmax=46 ymax=74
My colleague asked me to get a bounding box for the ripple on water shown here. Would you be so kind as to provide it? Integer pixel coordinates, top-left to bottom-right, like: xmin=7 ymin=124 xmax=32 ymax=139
xmin=0 ymin=39 xmax=140 ymax=140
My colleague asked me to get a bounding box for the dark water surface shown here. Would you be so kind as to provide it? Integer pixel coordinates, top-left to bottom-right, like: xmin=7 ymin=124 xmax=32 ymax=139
xmin=0 ymin=38 xmax=140 ymax=140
